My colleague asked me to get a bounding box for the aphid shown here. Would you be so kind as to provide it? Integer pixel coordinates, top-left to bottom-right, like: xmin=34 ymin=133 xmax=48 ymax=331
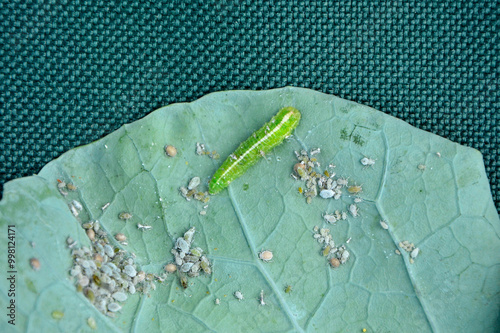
xmin=284 ymin=285 xmax=292 ymax=294
xmin=66 ymin=183 xmax=77 ymax=191
xmin=347 ymin=185 xmax=362 ymax=194
xmin=112 ymin=292 xmax=127 ymax=302
xmin=310 ymin=147 xmax=321 ymax=155
xmin=329 ymin=257 xmax=340 ymax=268
xmin=322 ymin=245 xmax=331 ymax=256
xmin=380 ymin=220 xmax=389 ymax=230
xmin=30 ymin=258 xmax=41 ymax=271
xmin=259 ymin=290 xmax=266 ymax=306
xmin=86 ymin=229 xmax=95 ymax=241
xmin=196 ymin=142 xmax=206 ymax=155
xmin=354 ymin=197 xmax=363 ymax=203
xmin=360 ymin=156 xmax=376 ymax=167
xmin=165 ymin=145 xmax=177 ymax=157
xmin=417 ymin=164 xmax=426 ymax=171
xmin=188 ymin=177 xmax=201 ymax=190
xmin=137 ymin=223 xmax=152 ymax=231
xmin=87 ymin=317 xmax=97 ymax=330
xmin=66 ymin=237 xmax=77 ymax=248
xmin=51 ymin=310 xmax=64 ymax=319
xmin=176 ymin=237 xmax=190 ymax=253
xmin=180 ymin=262 xmax=194 ymax=273
xmin=200 ymin=256 xmax=211 ymax=274
xmin=336 ymin=177 xmax=348 ymax=187
xmin=234 ymin=291 xmax=244 ymax=301
xmin=129 ymin=284 xmax=137 ymax=294
xmin=190 ymin=247 xmax=203 ymax=257
xmin=183 ymin=227 xmax=196 ymax=244
xmin=86 ymin=317 xmax=97 ymax=330
xmin=259 ymin=250 xmax=273 ymax=262
xmin=123 ymin=265 xmax=137 ymax=277
xmin=349 ymin=204 xmax=359 ymax=217
xmin=340 ymin=250 xmax=350 ymax=264
xmin=69 ymin=203 xmax=79 ymax=217
xmin=115 ymin=233 xmax=127 ymax=242
xmin=57 ymin=179 xmax=66 ymax=189
xmin=320 ymin=189 xmax=335 ymax=199
xmin=209 ymin=107 xmax=301 ymax=194
xmin=323 ymin=214 xmax=337 ymax=224
xmin=107 ymin=303 xmax=122 ymax=313
xmin=135 ymin=270 xmax=146 ymax=283
xmin=119 ymin=212 xmax=132 ymax=220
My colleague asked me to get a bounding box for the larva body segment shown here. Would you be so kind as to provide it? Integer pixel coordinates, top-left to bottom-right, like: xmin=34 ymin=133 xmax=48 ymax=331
xmin=209 ymin=106 xmax=301 ymax=194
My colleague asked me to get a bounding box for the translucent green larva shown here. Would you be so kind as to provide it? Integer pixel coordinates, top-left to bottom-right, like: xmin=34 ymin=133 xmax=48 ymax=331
xmin=209 ymin=106 xmax=301 ymax=195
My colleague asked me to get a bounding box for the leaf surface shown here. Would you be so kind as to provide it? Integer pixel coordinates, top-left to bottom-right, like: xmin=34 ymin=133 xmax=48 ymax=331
xmin=1 ymin=88 xmax=499 ymax=332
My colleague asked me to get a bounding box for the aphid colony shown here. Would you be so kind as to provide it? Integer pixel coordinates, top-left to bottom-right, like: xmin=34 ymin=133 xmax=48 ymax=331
xmin=58 ymin=179 xmax=155 ymax=316
xmin=179 ymin=176 xmax=210 ymax=204
xmin=67 ymin=227 xmax=157 ymax=317
xmin=196 ymin=142 xmax=220 ymax=159
xmin=398 ymin=240 xmax=420 ymax=264
xmin=312 ymin=226 xmax=350 ymax=267
xmin=292 ymin=149 xmax=364 ymax=205
xmin=169 ymin=227 xmax=212 ymax=288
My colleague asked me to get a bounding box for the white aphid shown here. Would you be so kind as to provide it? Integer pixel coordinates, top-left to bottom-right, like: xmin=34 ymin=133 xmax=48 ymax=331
xmin=107 ymin=303 xmax=122 ymax=312
xmin=103 ymin=244 xmax=114 ymax=258
xmin=380 ymin=220 xmax=389 ymax=229
xmin=180 ymin=262 xmax=194 ymax=273
xmin=176 ymin=237 xmax=190 ymax=253
xmin=354 ymin=197 xmax=363 ymax=203
xmin=323 ymin=214 xmax=337 ymax=224
xmin=123 ymin=265 xmax=137 ymax=277
xmin=183 ymin=227 xmax=196 ymax=245
xmin=336 ymin=178 xmax=348 ymax=187
xmin=196 ymin=142 xmax=206 ymax=155
xmin=72 ymin=200 xmax=83 ymax=211
xmin=69 ymin=203 xmax=79 ymax=217
xmin=215 ymin=298 xmax=220 ymax=305
xmin=310 ymin=147 xmax=321 ymax=155
xmin=259 ymin=290 xmax=266 ymax=306
xmin=410 ymin=248 xmax=420 ymax=259
xmin=112 ymin=292 xmax=127 ymax=302
xmin=360 ymin=157 xmax=376 ymax=167
xmin=340 ymin=250 xmax=350 ymax=264
xmin=349 ymin=204 xmax=359 ymax=217
xmin=137 ymin=223 xmax=152 ymax=231
xmin=234 ymin=291 xmax=244 ymax=301
xmin=319 ymin=189 xmax=335 ymax=199
xmin=259 ymin=250 xmax=273 ymax=262
xmin=188 ymin=177 xmax=201 ymax=190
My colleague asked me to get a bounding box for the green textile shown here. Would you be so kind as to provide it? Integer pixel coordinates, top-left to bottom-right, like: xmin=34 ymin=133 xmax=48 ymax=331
xmin=0 ymin=0 xmax=498 ymax=210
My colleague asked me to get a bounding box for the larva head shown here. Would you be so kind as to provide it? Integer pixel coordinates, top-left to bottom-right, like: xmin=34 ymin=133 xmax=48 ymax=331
xmin=275 ymin=106 xmax=301 ymax=134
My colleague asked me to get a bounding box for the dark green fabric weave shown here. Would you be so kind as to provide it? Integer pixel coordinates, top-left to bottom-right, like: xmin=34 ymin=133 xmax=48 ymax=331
xmin=0 ymin=1 xmax=498 ymax=209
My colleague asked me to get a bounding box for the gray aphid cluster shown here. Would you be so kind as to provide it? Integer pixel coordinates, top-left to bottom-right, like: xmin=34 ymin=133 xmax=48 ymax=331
xmin=179 ymin=176 xmax=210 ymax=203
xmin=171 ymin=227 xmax=212 ymax=288
xmin=312 ymin=226 xmax=350 ymax=265
xmin=292 ymin=149 xmax=349 ymax=204
xmin=68 ymin=224 xmax=156 ymax=317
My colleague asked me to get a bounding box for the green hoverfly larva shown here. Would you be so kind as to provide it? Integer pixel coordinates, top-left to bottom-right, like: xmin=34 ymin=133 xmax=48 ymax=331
xmin=209 ymin=106 xmax=301 ymax=194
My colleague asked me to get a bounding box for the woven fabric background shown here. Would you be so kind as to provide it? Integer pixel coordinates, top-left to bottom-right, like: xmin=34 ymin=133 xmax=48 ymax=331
xmin=0 ymin=0 xmax=498 ymax=210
